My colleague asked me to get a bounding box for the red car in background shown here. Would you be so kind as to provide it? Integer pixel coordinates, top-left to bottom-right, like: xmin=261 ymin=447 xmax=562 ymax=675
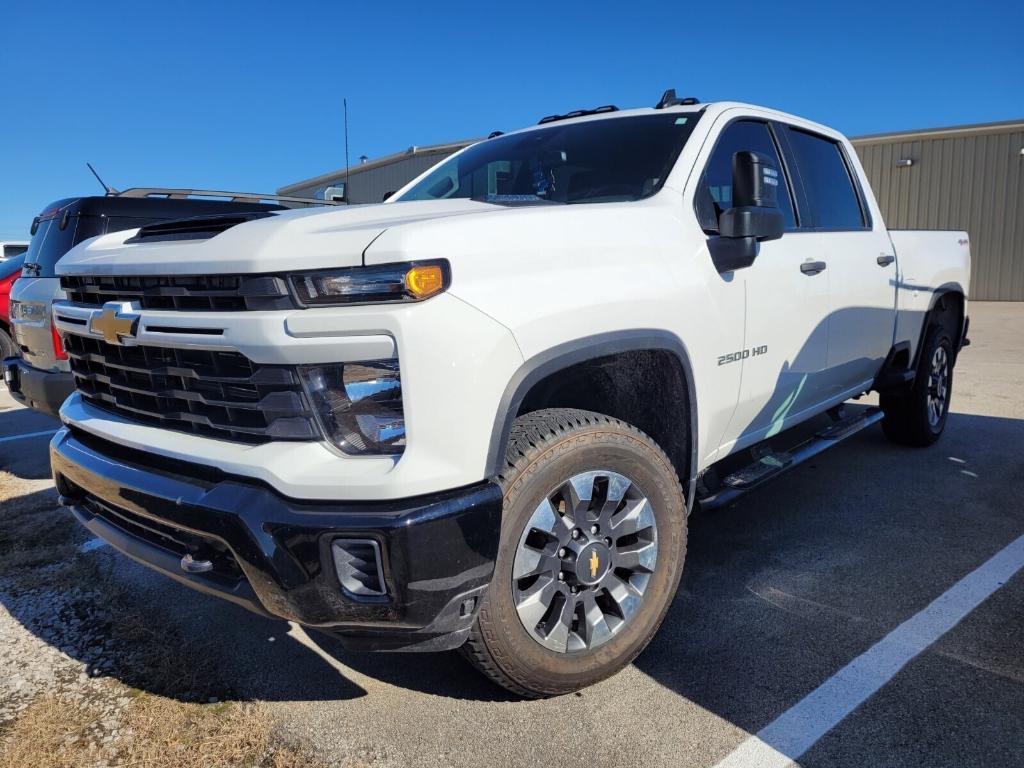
xmin=0 ymin=253 xmax=25 ymax=360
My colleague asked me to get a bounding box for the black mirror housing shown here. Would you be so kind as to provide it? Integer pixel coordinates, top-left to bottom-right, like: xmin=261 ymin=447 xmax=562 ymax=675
xmin=732 ymin=150 xmax=779 ymax=208
xmin=708 ymin=236 xmax=759 ymax=273
xmin=707 ymin=151 xmax=786 ymax=273
xmin=717 ymin=150 xmax=785 ymax=243
xmin=719 ymin=206 xmax=784 ymax=240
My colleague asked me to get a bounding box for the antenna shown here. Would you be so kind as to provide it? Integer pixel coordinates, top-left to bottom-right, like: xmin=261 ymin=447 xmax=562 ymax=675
xmin=86 ymin=162 xmax=119 ymax=195
xmin=343 ymin=98 xmax=350 ymax=203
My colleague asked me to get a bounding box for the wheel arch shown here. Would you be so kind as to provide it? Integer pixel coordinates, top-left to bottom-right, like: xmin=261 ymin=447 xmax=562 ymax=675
xmin=485 ymin=330 xmax=699 ymax=512
xmin=916 ymin=283 xmax=966 ymax=366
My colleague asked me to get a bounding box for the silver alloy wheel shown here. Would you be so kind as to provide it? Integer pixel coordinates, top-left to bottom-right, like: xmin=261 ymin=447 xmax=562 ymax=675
xmin=927 ymin=346 xmax=949 ymax=427
xmin=511 ymin=470 xmax=658 ymax=653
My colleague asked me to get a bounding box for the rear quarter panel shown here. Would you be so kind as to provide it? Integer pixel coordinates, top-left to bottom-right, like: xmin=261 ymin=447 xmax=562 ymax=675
xmin=890 ymin=230 xmax=971 ymax=359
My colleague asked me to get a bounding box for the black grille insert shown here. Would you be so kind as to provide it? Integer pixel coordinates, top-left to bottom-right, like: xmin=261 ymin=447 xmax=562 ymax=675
xmin=69 ymin=483 xmax=244 ymax=582
xmin=60 ymin=274 xmax=296 ymax=311
xmin=64 ymin=334 xmax=318 ymax=444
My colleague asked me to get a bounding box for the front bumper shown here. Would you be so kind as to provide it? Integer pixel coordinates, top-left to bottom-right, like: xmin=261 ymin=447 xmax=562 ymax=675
xmin=3 ymin=357 xmax=75 ymax=419
xmin=51 ymin=426 xmax=502 ymax=651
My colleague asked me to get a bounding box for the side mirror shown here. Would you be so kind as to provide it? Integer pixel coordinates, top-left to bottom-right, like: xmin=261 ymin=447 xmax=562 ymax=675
xmin=709 ymin=151 xmax=785 ymax=273
xmin=719 ymin=151 xmax=784 ymax=241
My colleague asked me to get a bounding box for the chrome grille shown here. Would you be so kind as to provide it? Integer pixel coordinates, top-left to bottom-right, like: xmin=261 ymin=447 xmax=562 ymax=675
xmin=60 ymin=274 xmax=296 ymax=311
xmin=64 ymin=334 xmax=318 ymax=444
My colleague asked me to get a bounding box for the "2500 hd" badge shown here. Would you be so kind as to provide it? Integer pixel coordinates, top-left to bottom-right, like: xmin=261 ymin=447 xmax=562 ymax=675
xmin=718 ymin=345 xmax=768 ymax=366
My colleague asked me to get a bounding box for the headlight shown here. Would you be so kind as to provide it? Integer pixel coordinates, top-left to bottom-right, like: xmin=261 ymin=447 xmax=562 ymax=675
xmin=299 ymin=360 xmax=405 ymax=455
xmin=290 ymin=260 xmax=449 ymax=306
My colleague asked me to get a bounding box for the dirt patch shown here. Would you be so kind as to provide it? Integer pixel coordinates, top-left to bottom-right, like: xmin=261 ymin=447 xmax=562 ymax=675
xmin=0 ymin=691 xmax=328 ymax=768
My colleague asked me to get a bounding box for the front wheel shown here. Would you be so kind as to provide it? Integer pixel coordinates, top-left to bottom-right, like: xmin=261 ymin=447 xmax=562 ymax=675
xmin=461 ymin=408 xmax=687 ymax=697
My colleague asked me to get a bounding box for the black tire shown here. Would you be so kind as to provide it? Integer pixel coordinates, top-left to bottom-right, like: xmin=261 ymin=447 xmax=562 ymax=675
xmin=461 ymin=408 xmax=687 ymax=698
xmin=0 ymin=326 xmax=16 ymax=361
xmin=881 ymin=325 xmax=954 ymax=446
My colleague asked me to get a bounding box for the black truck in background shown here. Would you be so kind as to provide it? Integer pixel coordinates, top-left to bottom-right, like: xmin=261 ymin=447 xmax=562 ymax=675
xmin=3 ymin=188 xmax=335 ymax=417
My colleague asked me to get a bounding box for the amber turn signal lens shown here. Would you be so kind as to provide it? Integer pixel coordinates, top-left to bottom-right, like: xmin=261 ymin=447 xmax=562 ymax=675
xmin=404 ymin=265 xmax=445 ymax=299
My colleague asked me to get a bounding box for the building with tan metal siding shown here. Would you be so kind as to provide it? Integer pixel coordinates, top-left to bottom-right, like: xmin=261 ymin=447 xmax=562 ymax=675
xmin=852 ymin=120 xmax=1024 ymax=301
xmin=278 ymin=139 xmax=475 ymax=205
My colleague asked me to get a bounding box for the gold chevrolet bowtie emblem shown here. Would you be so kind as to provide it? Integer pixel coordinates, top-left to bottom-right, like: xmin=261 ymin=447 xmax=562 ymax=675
xmin=589 ymin=549 xmax=600 ymax=579
xmin=90 ymin=302 xmax=139 ymax=346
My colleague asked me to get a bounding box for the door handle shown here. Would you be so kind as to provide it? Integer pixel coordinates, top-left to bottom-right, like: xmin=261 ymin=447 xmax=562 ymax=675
xmin=877 ymin=253 xmax=896 ymax=266
xmin=800 ymin=260 xmax=827 ymax=275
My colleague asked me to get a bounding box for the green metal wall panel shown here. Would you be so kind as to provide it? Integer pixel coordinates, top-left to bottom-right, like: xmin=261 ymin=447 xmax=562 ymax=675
xmin=854 ymin=123 xmax=1024 ymax=300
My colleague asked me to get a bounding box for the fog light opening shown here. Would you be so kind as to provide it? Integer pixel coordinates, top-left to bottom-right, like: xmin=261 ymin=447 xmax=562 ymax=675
xmin=332 ymin=539 xmax=387 ymax=598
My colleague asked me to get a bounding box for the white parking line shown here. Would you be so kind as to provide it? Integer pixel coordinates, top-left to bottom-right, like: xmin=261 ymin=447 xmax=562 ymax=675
xmin=714 ymin=533 xmax=1024 ymax=768
xmin=0 ymin=429 xmax=58 ymax=444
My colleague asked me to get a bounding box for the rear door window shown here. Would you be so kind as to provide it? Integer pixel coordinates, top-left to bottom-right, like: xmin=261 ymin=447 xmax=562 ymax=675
xmin=785 ymin=129 xmax=866 ymax=229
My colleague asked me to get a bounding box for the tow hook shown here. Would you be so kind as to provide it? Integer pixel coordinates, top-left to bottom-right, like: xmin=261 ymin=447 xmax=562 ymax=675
xmin=180 ymin=553 xmax=214 ymax=574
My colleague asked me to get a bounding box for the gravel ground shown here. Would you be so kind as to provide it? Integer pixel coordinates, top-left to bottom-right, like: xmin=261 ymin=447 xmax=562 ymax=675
xmin=0 ymin=476 xmax=89 ymax=723
xmin=1 ymin=301 xmax=1022 ymax=767
xmin=0 ymin=399 xmax=323 ymax=765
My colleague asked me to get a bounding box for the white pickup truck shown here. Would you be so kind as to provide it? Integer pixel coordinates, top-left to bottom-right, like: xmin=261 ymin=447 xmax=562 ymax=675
xmin=49 ymin=92 xmax=970 ymax=698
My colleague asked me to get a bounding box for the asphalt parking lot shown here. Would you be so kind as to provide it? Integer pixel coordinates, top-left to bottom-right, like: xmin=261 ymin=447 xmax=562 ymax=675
xmin=1 ymin=301 xmax=1022 ymax=768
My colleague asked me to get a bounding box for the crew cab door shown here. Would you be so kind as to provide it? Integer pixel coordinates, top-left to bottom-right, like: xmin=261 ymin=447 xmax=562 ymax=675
xmin=780 ymin=127 xmax=896 ymax=393
xmin=694 ymin=117 xmax=832 ymax=453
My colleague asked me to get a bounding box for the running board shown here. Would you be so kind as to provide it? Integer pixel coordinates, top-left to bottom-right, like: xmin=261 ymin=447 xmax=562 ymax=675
xmin=699 ymin=407 xmax=885 ymax=510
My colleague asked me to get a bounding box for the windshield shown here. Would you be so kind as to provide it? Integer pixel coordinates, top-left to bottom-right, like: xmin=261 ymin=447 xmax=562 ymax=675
xmin=396 ymin=112 xmax=702 ymax=205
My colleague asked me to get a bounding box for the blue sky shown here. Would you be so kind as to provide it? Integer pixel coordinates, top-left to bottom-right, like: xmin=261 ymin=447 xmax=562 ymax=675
xmin=0 ymin=0 xmax=1021 ymax=239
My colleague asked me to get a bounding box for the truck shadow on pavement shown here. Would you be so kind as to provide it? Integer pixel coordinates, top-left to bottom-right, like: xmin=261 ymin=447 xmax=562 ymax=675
xmin=2 ymin=411 xmax=1022 ymax=723
xmin=632 ymin=409 xmax=1024 ymax=763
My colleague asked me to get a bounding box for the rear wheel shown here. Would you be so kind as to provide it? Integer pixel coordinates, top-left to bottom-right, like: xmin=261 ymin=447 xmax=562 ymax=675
xmin=462 ymin=408 xmax=687 ymax=697
xmin=881 ymin=325 xmax=954 ymax=446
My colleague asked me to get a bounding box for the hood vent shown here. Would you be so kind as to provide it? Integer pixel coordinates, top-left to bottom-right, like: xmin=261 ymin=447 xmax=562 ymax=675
xmin=125 ymin=211 xmax=275 ymax=244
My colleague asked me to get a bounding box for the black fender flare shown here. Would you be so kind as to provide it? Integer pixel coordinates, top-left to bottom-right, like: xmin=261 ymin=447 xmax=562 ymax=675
xmin=915 ymin=282 xmax=967 ymax=367
xmin=485 ymin=329 xmax=699 ymax=513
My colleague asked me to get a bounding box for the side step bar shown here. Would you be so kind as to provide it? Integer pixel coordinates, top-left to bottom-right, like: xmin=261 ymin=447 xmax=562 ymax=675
xmin=699 ymin=407 xmax=885 ymax=510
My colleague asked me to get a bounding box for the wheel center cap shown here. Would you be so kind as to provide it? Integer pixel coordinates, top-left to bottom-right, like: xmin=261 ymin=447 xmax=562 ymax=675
xmin=575 ymin=542 xmax=611 ymax=585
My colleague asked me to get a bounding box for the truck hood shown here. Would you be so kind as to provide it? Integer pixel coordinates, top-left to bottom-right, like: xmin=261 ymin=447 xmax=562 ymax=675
xmin=56 ymin=199 xmax=495 ymax=276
